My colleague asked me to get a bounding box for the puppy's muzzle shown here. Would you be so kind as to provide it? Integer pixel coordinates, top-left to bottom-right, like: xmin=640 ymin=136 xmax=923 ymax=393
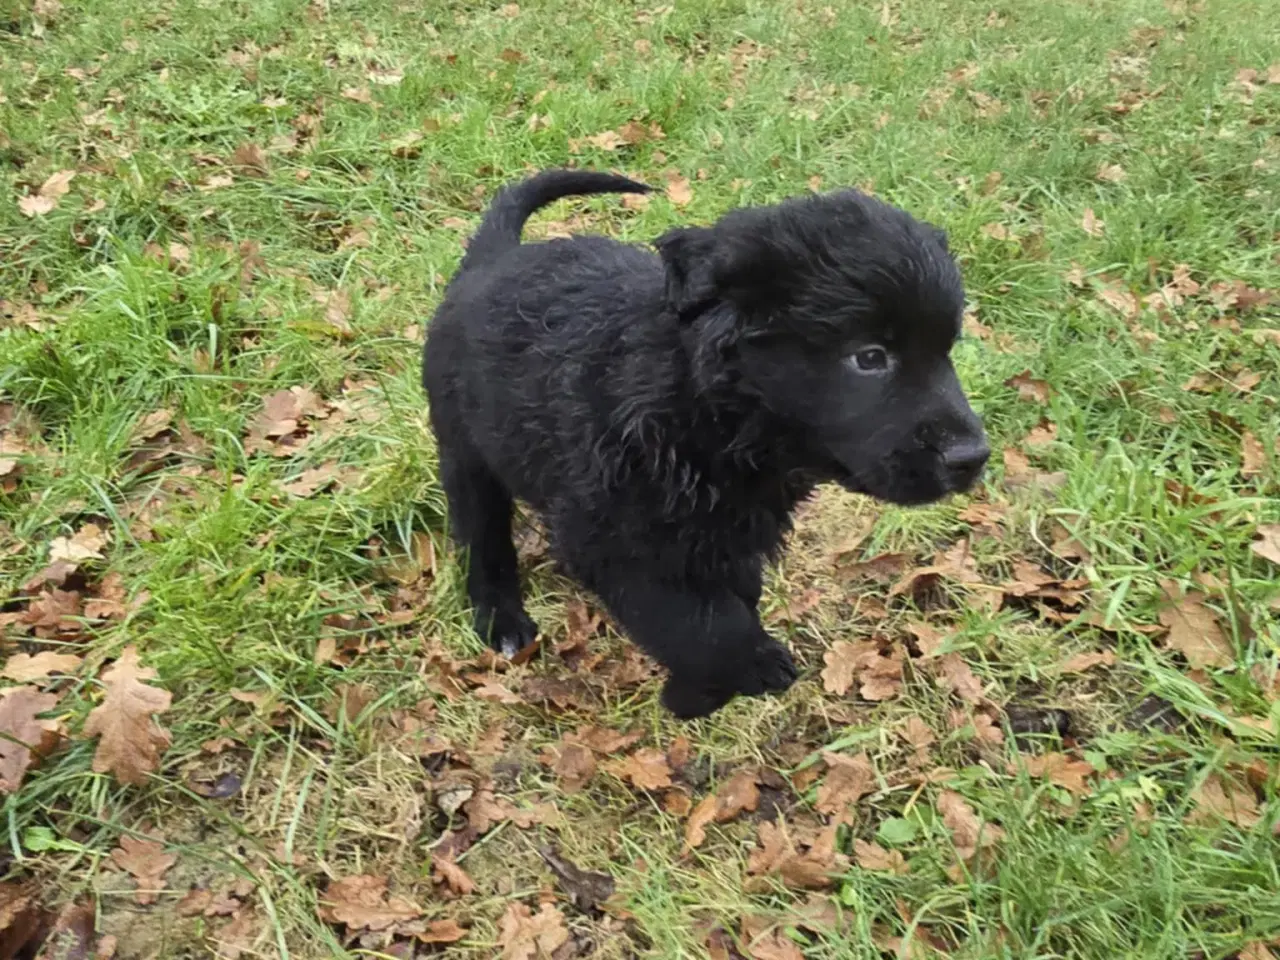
xmin=941 ymin=438 xmax=990 ymax=492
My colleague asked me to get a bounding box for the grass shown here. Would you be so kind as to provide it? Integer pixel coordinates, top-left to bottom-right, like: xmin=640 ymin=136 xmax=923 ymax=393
xmin=2 ymin=0 xmax=1278 ymax=957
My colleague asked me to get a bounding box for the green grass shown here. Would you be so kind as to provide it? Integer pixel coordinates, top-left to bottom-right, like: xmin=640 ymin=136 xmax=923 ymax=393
xmin=2 ymin=0 xmax=1279 ymax=957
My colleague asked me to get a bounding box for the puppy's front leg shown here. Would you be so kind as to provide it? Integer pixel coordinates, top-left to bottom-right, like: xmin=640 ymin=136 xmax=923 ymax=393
xmin=591 ymin=574 xmax=797 ymax=719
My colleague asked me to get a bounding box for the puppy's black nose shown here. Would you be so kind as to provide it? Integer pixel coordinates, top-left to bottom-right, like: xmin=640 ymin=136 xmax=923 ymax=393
xmin=943 ymin=440 xmax=990 ymax=491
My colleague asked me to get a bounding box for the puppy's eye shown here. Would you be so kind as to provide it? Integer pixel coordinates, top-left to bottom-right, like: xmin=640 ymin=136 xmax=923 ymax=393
xmin=852 ymin=347 xmax=889 ymax=372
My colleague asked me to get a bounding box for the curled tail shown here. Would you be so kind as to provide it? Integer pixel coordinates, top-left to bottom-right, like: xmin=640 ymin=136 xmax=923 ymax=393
xmin=460 ymin=169 xmax=651 ymax=270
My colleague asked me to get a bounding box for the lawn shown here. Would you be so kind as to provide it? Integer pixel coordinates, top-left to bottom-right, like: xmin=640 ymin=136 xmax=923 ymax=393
xmin=2 ymin=0 xmax=1279 ymax=956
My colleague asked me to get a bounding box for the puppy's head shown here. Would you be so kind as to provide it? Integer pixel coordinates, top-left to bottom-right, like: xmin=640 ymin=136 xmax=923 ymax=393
xmin=657 ymin=189 xmax=987 ymax=506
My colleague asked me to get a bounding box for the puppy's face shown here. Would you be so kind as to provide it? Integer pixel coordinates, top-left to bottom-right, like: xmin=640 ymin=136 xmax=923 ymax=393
xmin=659 ymin=190 xmax=988 ymax=506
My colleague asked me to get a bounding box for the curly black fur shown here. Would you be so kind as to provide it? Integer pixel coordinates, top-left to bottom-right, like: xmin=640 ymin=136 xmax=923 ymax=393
xmin=423 ymin=169 xmax=988 ymax=718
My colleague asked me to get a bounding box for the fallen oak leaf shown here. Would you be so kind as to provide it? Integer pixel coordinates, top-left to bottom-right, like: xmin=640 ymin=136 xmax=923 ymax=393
xmin=414 ymin=918 xmax=468 ymax=943
xmin=0 ymin=686 xmax=62 ymax=794
xmin=1016 ymin=752 xmax=1097 ymax=796
xmin=747 ymin=820 xmax=847 ymax=890
xmin=1241 ymin=430 xmax=1266 ymax=478
xmin=49 ymin=523 xmax=109 ymax=562
xmin=1 ymin=651 xmax=83 ymax=682
xmin=1188 ymin=774 xmax=1261 ymax=829
xmin=741 ymin=915 xmax=806 ymax=960
xmin=1157 ymin=583 xmax=1233 ymax=669
xmin=937 ymin=789 xmax=1003 ymax=860
xmin=17 ymin=169 xmax=76 ymax=217
xmin=1004 ymin=370 xmax=1052 ymax=403
xmin=684 ymin=767 xmax=762 ymax=851
xmin=432 ymin=856 xmax=476 ymax=896
xmin=111 ymin=833 xmax=177 ymax=905
xmin=934 ymin=653 xmax=985 ymax=702
xmin=319 ymin=874 xmax=422 ymax=931
xmin=540 ymin=740 xmax=597 ymax=792
xmin=497 ymin=902 xmax=570 ymax=960
xmin=665 ymin=173 xmax=693 ymax=206
xmin=39 ymin=169 xmax=77 ymax=199
xmin=564 ymin=725 xmax=643 ymax=756
xmin=82 ymin=646 xmax=173 ymax=785
xmin=603 ymin=747 xmax=672 ymax=790
xmin=1249 ymin=524 xmax=1280 ymax=565
xmin=1058 ymin=650 xmax=1117 ymax=673
xmin=815 ymin=752 xmax=874 ymax=819
xmin=853 ymin=839 xmax=908 ymax=874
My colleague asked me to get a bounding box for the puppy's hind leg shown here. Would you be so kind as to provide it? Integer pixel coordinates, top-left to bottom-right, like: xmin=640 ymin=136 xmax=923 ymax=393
xmin=438 ymin=446 xmax=537 ymax=657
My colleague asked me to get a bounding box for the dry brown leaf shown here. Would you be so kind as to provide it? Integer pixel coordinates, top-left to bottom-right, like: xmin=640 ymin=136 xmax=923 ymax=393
xmin=905 ymin=620 xmax=947 ymax=658
xmin=1241 ymin=430 xmax=1266 ymax=478
xmin=747 ymin=820 xmax=845 ymax=890
xmin=318 ymin=874 xmax=422 ymax=931
xmin=131 ymin=409 xmax=174 ymax=443
xmin=605 ymin=747 xmax=673 ymax=790
xmin=1002 ymin=446 xmax=1067 ymax=491
xmin=49 ymin=523 xmax=109 ymax=562
xmin=1238 ymin=943 xmax=1276 ymax=960
xmin=230 ymin=142 xmax=269 ymax=177
xmin=82 ymin=646 xmax=173 ymax=785
xmin=1189 ymin=774 xmax=1261 ymax=829
xmin=900 ymin=716 xmax=936 ymax=764
xmin=37 ymin=900 xmax=96 ymax=960
xmin=1016 ymin=419 xmax=1055 ymax=451
xmin=1097 ymin=283 xmax=1139 ymax=319
xmin=18 ymin=169 xmax=76 ymax=216
xmin=0 ymin=686 xmax=61 ymax=793
xmin=18 ymin=194 xmax=56 ymax=217
xmin=497 ymin=902 xmax=570 ymax=960
xmin=741 ymin=916 xmax=805 ymax=960
xmin=432 ymin=856 xmax=476 ymax=896
xmin=1019 ymin=753 xmax=1096 ymax=796
xmin=937 ymin=790 xmax=1003 ymax=859
xmin=665 ymin=174 xmax=693 ymax=206
xmin=1 ymin=651 xmax=83 ymax=682
xmin=1250 ymin=524 xmax=1280 ymax=565
xmin=473 ymin=681 xmax=521 ymax=705
xmin=213 ymin=907 xmax=260 ymax=959
xmin=543 ymin=741 xmax=597 ymax=792
xmin=282 ymin=463 xmax=340 ymax=498
xmin=1081 ymin=208 xmax=1104 ymax=236
xmin=821 ymin=640 xmax=869 ymax=695
xmin=584 ymin=130 xmax=625 ymax=151
xmin=1158 ymin=585 xmax=1233 ymax=669
xmin=1004 ymin=371 xmax=1052 ymax=403
xmin=1059 ymin=650 xmax=1117 ymax=673
xmin=341 ymin=85 xmax=373 ymax=104
xmin=853 ymin=839 xmax=908 ymax=874
xmin=815 ymin=752 xmax=874 ymax=818
xmin=416 ymin=918 xmax=469 ymax=944
xmin=971 ymin=709 xmax=1005 ymax=745
xmin=1096 ymin=162 xmax=1127 ymax=182
xmin=565 ymin=725 xmax=643 ymax=756
xmin=934 ymin=654 xmax=985 ymax=702
xmin=111 ymin=833 xmax=177 ymax=905
xmin=684 ymin=768 xmax=761 ymax=850
xmin=1232 ymin=370 xmax=1262 ymax=394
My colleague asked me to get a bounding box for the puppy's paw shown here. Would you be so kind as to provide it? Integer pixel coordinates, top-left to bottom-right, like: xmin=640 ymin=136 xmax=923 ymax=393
xmin=737 ymin=640 xmax=798 ymax=696
xmin=661 ymin=675 xmax=735 ymax=720
xmin=476 ymin=605 xmax=539 ymax=659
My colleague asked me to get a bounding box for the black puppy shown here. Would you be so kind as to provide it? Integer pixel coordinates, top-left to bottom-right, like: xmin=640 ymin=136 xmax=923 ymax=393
xmin=424 ymin=170 xmax=988 ymax=718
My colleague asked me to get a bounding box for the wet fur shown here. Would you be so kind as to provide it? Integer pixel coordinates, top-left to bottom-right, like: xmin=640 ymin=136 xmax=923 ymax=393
xmin=424 ymin=170 xmax=986 ymax=717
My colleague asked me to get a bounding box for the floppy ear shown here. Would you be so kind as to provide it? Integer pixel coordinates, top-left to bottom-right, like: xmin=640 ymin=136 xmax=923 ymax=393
xmin=653 ymin=227 xmax=719 ymax=320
